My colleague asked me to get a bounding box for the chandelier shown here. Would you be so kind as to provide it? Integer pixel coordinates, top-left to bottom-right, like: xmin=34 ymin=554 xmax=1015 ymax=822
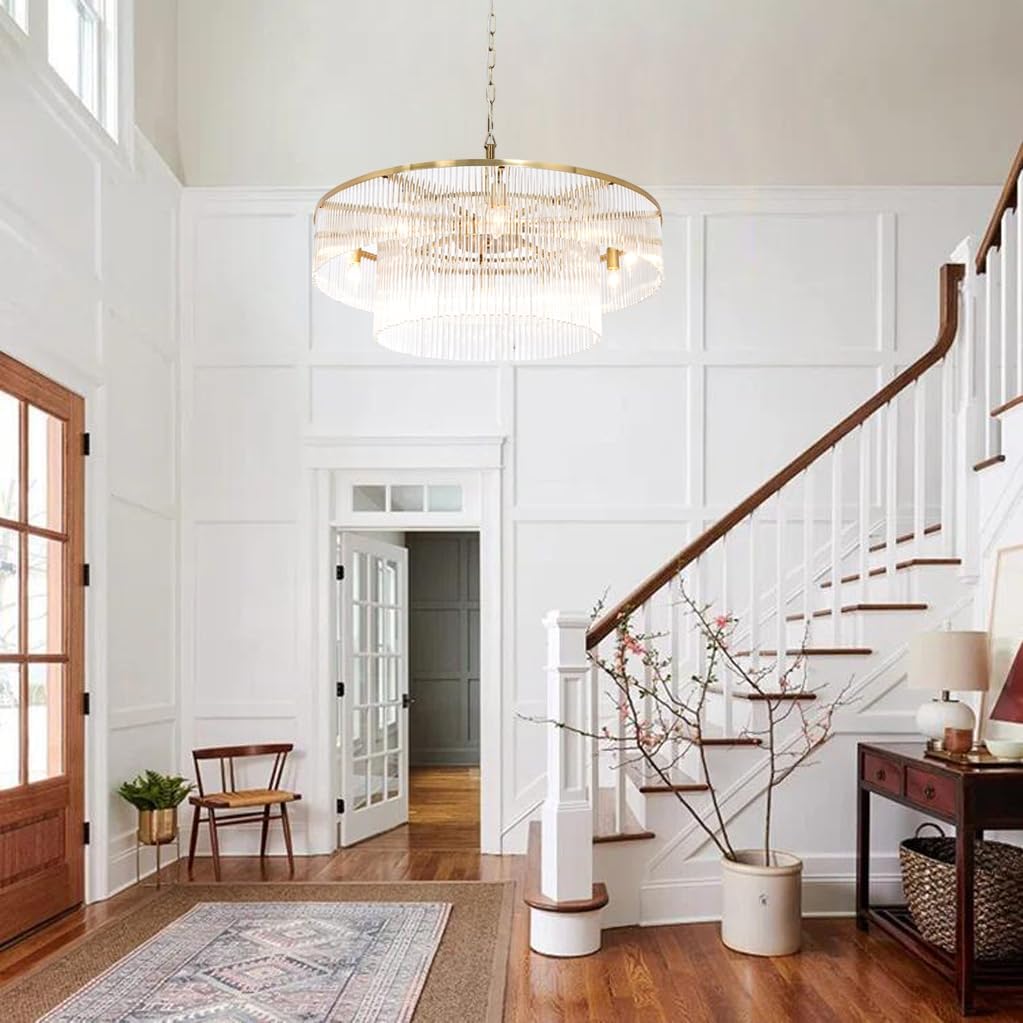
xmin=312 ymin=3 xmax=663 ymax=361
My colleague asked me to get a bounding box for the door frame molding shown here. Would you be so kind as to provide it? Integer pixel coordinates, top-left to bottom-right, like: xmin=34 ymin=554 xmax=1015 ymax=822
xmin=304 ymin=436 xmax=505 ymax=853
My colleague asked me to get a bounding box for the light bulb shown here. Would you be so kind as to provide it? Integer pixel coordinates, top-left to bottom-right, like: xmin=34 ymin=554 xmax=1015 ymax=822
xmin=623 ymin=250 xmax=639 ymax=269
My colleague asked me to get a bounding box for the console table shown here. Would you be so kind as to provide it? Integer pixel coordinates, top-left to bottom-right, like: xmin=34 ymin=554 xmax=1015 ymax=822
xmin=857 ymin=742 xmax=1023 ymax=1015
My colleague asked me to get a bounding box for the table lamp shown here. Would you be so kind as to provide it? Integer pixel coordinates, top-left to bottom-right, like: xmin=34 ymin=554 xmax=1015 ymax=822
xmin=908 ymin=631 xmax=989 ymax=751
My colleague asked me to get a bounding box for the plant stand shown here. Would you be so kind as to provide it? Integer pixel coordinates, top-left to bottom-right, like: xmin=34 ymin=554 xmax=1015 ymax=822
xmin=135 ymin=831 xmax=181 ymax=888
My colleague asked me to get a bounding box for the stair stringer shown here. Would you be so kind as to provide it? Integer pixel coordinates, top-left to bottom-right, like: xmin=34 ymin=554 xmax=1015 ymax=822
xmin=593 ymin=588 xmax=977 ymax=928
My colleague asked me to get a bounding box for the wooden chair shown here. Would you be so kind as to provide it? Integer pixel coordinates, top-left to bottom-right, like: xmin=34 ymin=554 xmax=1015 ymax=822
xmin=187 ymin=743 xmax=301 ymax=881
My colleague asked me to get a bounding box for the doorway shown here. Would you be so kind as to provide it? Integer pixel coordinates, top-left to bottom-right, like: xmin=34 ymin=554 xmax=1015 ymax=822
xmin=0 ymin=352 xmax=85 ymax=945
xmin=406 ymin=532 xmax=480 ymax=838
xmin=334 ymin=529 xmax=480 ymax=848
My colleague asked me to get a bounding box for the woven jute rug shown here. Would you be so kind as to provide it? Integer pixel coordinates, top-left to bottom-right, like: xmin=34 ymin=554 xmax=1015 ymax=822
xmin=0 ymin=881 xmax=513 ymax=1023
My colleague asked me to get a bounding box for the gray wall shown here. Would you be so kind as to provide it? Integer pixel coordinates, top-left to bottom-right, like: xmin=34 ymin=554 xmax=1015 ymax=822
xmin=408 ymin=532 xmax=479 ymax=766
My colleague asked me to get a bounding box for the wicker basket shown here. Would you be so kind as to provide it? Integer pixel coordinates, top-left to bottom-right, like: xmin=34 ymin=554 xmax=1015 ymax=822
xmin=899 ymin=822 xmax=1023 ymax=959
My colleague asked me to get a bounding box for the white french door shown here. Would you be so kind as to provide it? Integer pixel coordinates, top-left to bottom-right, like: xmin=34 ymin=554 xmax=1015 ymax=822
xmin=337 ymin=533 xmax=409 ymax=846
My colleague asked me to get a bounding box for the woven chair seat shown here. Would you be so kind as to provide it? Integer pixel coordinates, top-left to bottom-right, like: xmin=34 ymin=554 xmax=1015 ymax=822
xmin=192 ymin=788 xmax=299 ymax=809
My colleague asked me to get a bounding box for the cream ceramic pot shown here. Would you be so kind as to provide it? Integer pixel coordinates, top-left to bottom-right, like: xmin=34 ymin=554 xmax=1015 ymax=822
xmin=720 ymin=850 xmax=803 ymax=956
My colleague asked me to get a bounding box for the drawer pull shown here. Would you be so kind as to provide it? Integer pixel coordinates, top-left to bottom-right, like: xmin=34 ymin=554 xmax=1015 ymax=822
xmin=923 ymin=784 xmax=936 ymax=800
xmin=875 ymin=768 xmax=886 ymax=782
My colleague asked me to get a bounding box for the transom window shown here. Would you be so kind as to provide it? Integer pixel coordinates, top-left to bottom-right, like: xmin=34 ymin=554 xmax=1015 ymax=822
xmin=352 ymin=483 xmax=463 ymax=514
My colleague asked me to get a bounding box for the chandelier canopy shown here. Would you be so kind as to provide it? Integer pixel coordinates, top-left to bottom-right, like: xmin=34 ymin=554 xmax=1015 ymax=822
xmin=312 ymin=6 xmax=663 ymax=361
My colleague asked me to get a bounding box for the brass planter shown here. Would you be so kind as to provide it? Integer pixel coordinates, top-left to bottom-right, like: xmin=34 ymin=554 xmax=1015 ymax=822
xmin=137 ymin=808 xmax=178 ymax=846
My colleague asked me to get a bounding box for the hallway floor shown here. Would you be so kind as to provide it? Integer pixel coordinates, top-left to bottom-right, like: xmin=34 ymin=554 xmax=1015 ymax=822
xmin=1 ymin=767 xmax=1019 ymax=1021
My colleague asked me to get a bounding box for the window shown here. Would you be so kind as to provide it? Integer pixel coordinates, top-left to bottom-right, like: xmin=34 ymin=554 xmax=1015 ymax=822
xmin=48 ymin=0 xmax=117 ymax=137
xmin=0 ymin=0 xmax=27 ymax=31
xmin=352 ymin=484 xmax=463 ymax=515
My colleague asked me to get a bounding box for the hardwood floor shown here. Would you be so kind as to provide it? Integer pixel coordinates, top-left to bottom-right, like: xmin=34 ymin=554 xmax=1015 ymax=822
xmin=2 ymin=766 xmax=1021 ymax=1021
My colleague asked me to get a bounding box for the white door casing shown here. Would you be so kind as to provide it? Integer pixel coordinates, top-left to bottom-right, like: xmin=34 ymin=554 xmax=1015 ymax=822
xmin=337 ymin=532 xmax=410 ymax=846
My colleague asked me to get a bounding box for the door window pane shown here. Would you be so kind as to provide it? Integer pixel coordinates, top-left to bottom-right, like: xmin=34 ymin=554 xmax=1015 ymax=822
xmin=28 ymin=663 xmax=63 ymax=782
xmin=352 ymin=758 xmax=367 ymax=811
xmin=0 ymin=528 xmax=19 ymax=654
xmin=0 ymin=391 xmax=18 ymax=522
xmin=369 ymin=756 xmax=384 ymax=805
xmin=28 ymin=536 xmax=64 ymax=654
xmin=385 ymin=754 xmax=399 ymax=800
xmin=27 ymin=405 xmax=63 ymax=531
xmin=0 ymin=664 xmax=18 ymax=789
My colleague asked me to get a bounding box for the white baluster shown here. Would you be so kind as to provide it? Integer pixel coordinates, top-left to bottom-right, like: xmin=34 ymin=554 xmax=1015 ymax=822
xmin=1017 ymin=177 xmax=1023 ymax=398
xmin=748 ymin=511 xmax=759 ymax=675
xmin=858 ymin=422 xmax=870 ymax=605
xmin=589 ymin=652 xmax=600 ymax=838
xmin=984 ymin=250 xmax=995 ymax=455
xmin=642 ymin=598 xmax=654 ymax=743
xmin=802 ymin=467 xmax=813 ymax=637
xmin=830 ymin=443 xmax=842 ymax=645
xmin=720 ymin=536 xmax=733 ymax=735
xmin=775 ymin=492 xmax=786 ymax=684
xmin=670 ymin=572 xmax=685 ymax=774
xmin=913 ymin=377 xmax=926 ymax=545
xmin=1002 ymin=211 xmax=1011 ymax=408
xmin=885 ymin=398 xmax=899 ymax=595
xmin=940 ymin=354 xmax=954 ymax=556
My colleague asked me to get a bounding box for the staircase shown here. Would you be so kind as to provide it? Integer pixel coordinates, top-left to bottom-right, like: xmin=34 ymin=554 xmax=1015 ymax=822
xmin=527 ymin=141 xmax=1023 ymax=957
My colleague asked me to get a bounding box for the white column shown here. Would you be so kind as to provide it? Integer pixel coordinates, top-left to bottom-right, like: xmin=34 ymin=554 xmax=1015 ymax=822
xmin=540 ymin=610 xmax=594 ymax=904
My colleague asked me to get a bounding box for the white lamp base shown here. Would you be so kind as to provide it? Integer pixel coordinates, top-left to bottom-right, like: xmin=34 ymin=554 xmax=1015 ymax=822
xmin=916 ymin=694 xmax=975 ymax=749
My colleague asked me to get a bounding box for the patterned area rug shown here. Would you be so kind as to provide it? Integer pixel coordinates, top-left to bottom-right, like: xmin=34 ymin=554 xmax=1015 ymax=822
xmin=41 ymin=901 xmax=450 ymax=1022
xmin=0 ymin=883 xmax=512 ymax=1023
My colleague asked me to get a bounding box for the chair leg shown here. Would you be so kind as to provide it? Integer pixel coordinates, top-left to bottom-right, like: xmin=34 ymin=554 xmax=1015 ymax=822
xmin=207 ymin=807 xmax=222 ymax=882
xmin=260 ymin=804 xmax=271 ymax=859
xmin=187 ymin=805 xmax=201 ymax=880
xmin=280 ymin=803 xmax=295 ymax=876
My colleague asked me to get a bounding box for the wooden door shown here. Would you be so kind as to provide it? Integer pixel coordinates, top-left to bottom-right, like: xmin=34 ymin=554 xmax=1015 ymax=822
xmin=408 ymin=532 xmax=480 ymax=765
xmin=337 ymin=533 xmax=410 ymax=846
xmin=0 ymin=352 xmax=85 ymax=945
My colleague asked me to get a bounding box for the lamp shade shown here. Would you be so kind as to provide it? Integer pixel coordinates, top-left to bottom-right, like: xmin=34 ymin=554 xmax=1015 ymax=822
xmin=908 ymin=631 xmax=990 ymax=692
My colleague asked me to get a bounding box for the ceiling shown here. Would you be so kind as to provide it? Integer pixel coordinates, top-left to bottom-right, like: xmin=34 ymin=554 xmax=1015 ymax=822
xmin=165 ymin=0 xmax=1023 ymax=187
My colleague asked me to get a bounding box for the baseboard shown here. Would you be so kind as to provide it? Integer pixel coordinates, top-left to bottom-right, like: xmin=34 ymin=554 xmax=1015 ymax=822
xmin=637 ymin=871 xmax=903 ymax=926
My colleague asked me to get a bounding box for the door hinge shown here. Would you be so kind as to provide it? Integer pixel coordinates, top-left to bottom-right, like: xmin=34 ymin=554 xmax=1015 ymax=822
xmin=336 ymin=681 xmax=345 ymax=698
xmin=402 ymin=692 xmax=413 ymax=710
xmin=82 ymin=432 xmax=91 ymax=456
xmin=335 ymin=564 xmax=345 ymax=581
xmin=82 ymin=563 xmax=91 ymax=587
xmin=336 ymin=798 xmax=345 ymax=814
xmin=83 ymin=821 xmax=91 ymax=845
xmin=82 ymin=691 xmax=91 ymax=716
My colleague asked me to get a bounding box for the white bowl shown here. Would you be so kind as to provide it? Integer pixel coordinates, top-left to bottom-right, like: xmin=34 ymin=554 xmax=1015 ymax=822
xmin=985 ymin=738 xmax=1023 ymax=760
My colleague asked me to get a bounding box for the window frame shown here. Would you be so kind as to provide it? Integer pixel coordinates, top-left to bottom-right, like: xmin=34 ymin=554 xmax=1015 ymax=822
xmin=0 ymin=0 xmax=131 ymax=164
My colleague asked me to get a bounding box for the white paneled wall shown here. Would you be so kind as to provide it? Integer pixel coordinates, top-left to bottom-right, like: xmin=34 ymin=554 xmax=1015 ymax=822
xmin=0 ymin=37 xmax=180 ymax=897
xmin=181 ymin=185 xmax=994 ymax=862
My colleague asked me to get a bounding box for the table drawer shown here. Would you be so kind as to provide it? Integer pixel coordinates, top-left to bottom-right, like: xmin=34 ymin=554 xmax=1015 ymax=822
xmin=863 ymin=753 xmax=902 ymax=796
xmin=906 ymin=766 xmax=956 ymax=816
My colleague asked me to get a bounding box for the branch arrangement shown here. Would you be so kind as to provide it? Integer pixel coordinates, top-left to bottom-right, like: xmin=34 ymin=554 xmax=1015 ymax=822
xmin=532 ymin=583 xmax=854 ymax=864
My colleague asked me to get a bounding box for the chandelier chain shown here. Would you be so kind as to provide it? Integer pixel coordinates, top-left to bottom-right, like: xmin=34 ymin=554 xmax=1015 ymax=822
xmin=484 ymin=0 xmax=497 ymax=158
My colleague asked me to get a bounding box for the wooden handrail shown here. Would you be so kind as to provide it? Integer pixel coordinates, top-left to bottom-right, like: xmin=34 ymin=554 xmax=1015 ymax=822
xmin=976 ymin=140 xmax=1023 ymax=275
xmin=586 ymin=262 xmax=965 ymax=649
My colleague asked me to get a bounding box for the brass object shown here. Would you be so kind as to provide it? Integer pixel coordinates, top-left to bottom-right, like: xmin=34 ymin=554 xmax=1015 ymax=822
xmin=924 ymin=745 xmax=1023 ymax=767
xmin=137 ymin=808 xmax=178 ymax=845
xmin=943 ymin=727 xmax=973 ymax=754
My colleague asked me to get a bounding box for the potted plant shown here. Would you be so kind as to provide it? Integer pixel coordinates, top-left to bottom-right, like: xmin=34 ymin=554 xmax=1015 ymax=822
xmin=118 ymin=771 xmax=194 ymax=846
xmin=540 ymin=586 xmax=851 ymax=956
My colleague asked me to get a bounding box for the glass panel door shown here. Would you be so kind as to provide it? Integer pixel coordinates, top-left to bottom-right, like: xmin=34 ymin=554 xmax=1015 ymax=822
xmin=0 ymin=351 xmax=84 ymax=944
xmin=337 ymin=533 xmax=409 ymax=846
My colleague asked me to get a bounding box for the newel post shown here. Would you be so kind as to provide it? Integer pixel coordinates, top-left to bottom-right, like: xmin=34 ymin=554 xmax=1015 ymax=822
xmin=540 ymin=610 xmax=594 ymax=904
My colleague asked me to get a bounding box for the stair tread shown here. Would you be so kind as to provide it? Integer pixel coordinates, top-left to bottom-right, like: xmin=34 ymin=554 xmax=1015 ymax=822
xmin=974 ymin=454 xmax=1006 ymax=472
xmin=593 ymin=787 xmax=655 ymax=843
xmin=992 ymin=394 xmax=1023 ymax=418
xmin=734 ymin=647 xmax=872 ymax=657
xmin=820 ymin=558 xmax=961 ymax=589
xmin=624 ymin=759 xmax=711 ymax=793
xmin=868 ymin=523 xmax=941 ymax=554
xmin=785 ymin=603 xmax=928 ymax=622
xmin=706 ymin=684 xmax=817 ymax=702
xmin=524 ymin=822 xmax=609 ymax=913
